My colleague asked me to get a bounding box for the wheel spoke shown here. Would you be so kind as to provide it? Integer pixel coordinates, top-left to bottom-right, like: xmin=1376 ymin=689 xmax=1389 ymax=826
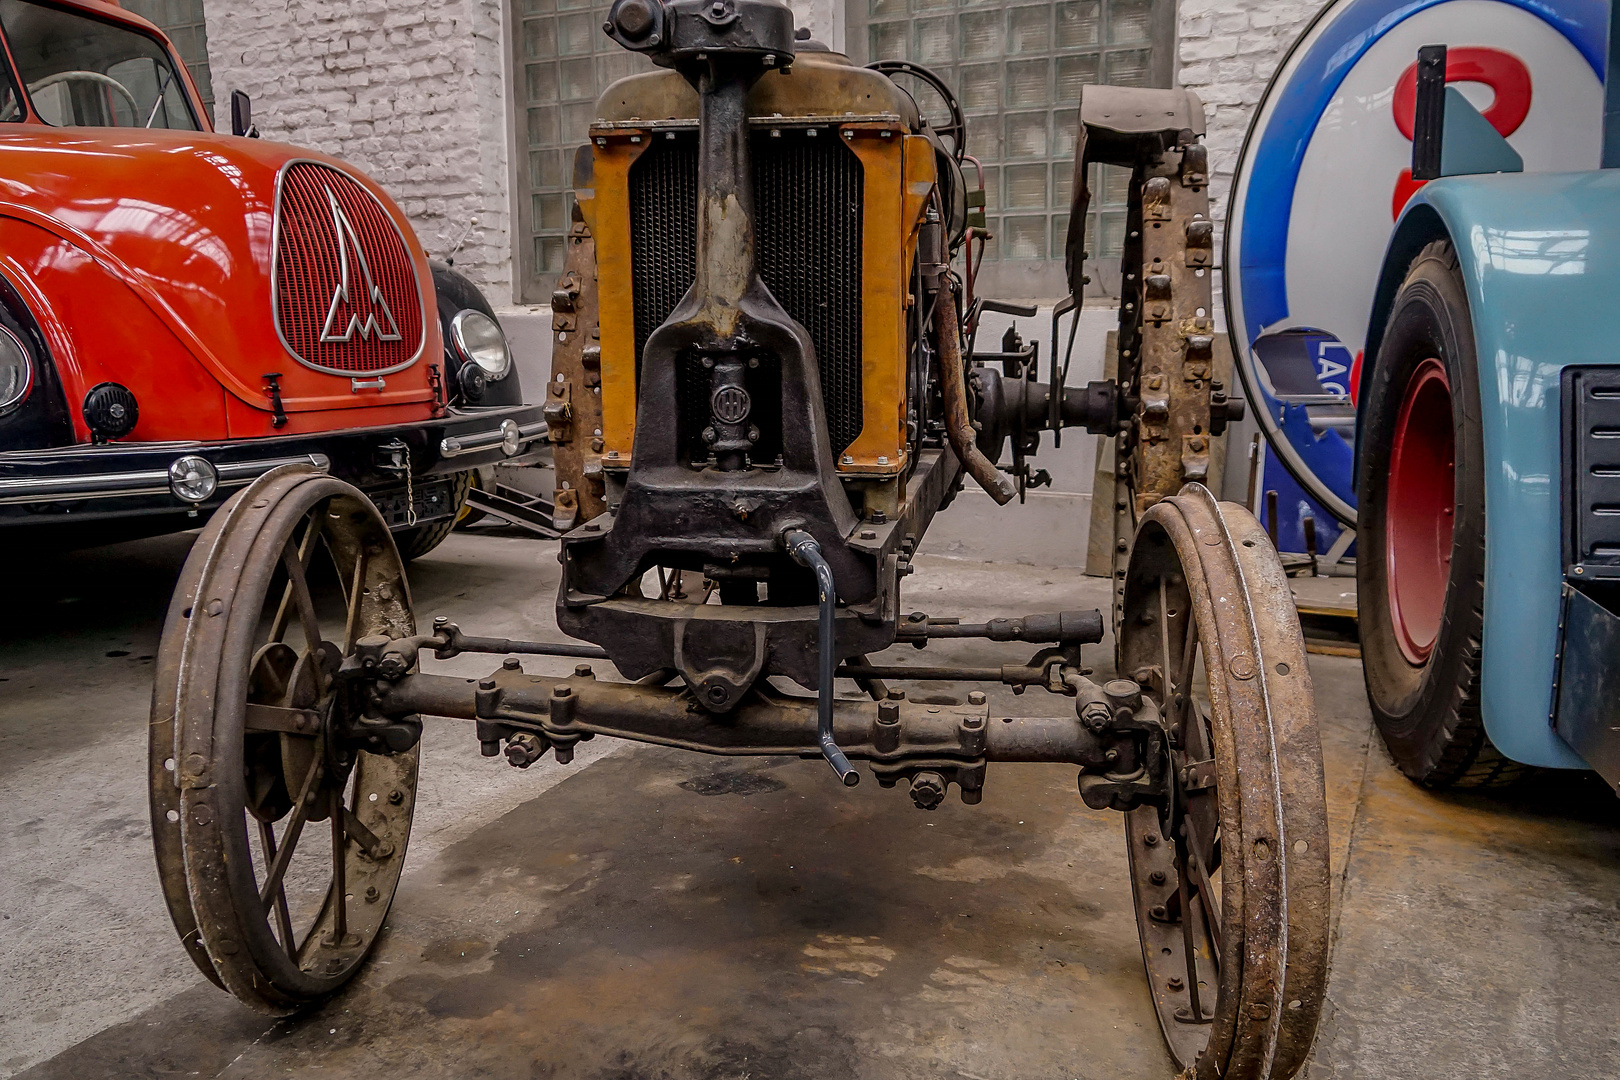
xmin=1175 ymin=835 xmax=1209 ymax=1023
xmin=342 ymin=546 xmax=371 ymax=653
xmin=330 ymin=787 xmax=348 ymax=946
xmin=245 ymin=703 xmax=322 ymax=735
xmin=1186 ymin=822 xmax=1223 ymax=962
xmin=257 ymin=822 xmax=296 ymax=953
xmin=279 ymin=540 xmax=325 ymax=656
xmin=1174 ymin=626 xmax=1201 ymax=748
xmin=258 ymin=752 xmax=325 ymax=908
xmin=342 ymin=806 xmax=386 ymax=860
xmin=269 ymin=509 xmax=328 ymax=645
xmin=1158 ymin=577 xmax=1174 ymax=701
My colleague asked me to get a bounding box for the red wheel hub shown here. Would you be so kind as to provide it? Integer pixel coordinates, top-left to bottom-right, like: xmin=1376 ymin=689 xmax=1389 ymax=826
xmin=1386 ymin=358 xmax=1455 ymax=665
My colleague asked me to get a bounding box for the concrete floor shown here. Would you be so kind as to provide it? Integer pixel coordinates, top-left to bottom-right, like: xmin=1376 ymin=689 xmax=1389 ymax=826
xmin=4 ymin=528 xmax=1620 ymax=1079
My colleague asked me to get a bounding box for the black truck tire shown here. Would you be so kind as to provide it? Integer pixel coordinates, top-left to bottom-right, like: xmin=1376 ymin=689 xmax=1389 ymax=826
xmin=393 ymin=470 xmax=472 ymax=561
xmin=1356 ymin=241 xmax=1526 ymax=789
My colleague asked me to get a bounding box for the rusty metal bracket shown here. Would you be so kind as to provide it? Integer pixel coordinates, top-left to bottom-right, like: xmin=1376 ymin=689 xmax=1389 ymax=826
xmin=549 ymin=210 xmax=608 ymax=527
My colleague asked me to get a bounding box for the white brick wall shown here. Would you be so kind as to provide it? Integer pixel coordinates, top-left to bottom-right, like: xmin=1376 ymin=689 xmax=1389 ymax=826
xmin=1176 ymin=0 xmax=1321 ymax=239
xmin=206 ymin=1 xmax=516 ymax=300
xmin=204 ymin=1 xmax=841 ymax=305
xmin=202 ymin=0 xmax=1301 ymax=304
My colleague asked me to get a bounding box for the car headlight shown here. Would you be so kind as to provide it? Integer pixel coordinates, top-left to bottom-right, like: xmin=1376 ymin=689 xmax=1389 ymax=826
xmin=0 ymin=325 xmax=33 ymax=412
xmin=450 ymin=310 xmax=512 ymax=381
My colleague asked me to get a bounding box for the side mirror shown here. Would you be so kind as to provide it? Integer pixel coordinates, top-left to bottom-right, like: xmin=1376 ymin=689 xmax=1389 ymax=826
xmin=230 ymin=90 xmax=258 ymax=138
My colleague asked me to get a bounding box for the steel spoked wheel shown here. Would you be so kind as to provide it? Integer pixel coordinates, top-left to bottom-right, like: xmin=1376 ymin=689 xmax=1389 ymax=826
xmin=1118 ymin=485 xmax=1330 ymax=1080
xmin=150 ymin=465 xmax=420 ymax=1012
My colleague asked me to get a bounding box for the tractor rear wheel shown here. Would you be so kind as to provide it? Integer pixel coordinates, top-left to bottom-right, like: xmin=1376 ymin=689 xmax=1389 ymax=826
xmin=1357 ymin=241 xmax=1525 ymax=788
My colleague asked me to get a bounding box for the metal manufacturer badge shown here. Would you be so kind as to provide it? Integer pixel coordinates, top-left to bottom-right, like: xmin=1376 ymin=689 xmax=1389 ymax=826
xmin=711 ymin=386 xmax=751 ymax=424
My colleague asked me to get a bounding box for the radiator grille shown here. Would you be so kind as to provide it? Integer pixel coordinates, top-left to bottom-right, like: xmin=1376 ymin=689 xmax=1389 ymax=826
xmin=628 ymin=130 xmax=864 ymax=459
xmin=273 ymin=162 xmax=424 ymax=375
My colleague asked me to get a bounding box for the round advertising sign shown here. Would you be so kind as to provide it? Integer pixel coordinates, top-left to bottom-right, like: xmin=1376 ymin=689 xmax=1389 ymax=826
xmin=1225 ymin=0 xmax=1607 ymax=526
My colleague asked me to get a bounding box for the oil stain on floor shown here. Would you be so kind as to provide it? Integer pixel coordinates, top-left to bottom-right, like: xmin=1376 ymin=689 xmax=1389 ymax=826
xmin=28 ymin=746 xmax=1166 ymax=1080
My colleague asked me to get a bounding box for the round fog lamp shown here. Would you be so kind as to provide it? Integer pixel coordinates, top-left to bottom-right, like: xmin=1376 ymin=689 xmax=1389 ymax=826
xmin=451 ymin=310 xmax=512 ymax=380
xmin=500 ymin=419 xmax=522 ymax=456
xmin=168 ymin=455 xmax=218 ymax=503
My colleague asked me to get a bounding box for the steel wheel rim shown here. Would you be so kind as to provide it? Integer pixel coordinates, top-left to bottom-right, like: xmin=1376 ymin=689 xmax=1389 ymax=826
xmin=152 ymin=465 xmax=418 ymax=1012
xmin=1118 ymin=485 xmax=1331 ymax=1079
xmin=1385 ymin=357 xmax=1454 ymax=666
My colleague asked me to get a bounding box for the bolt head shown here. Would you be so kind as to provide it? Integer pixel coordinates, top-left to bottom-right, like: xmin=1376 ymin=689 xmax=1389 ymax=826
xmin=967 ymin=691 xmax=987 ymax=706
xmin=502 ymin=657 xmax=521 ymax=670
xmin=909 ymin=773 xmax=947 ymax=810
xmin=614 ymin=0 xmax=656 ymax=37
xmin=575 ymin=664 xmax=594 ymax=678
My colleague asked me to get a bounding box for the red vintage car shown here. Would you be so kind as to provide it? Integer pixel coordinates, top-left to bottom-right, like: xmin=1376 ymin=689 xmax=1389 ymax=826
xmin=0 ymin=0 xmax=546 ymax=555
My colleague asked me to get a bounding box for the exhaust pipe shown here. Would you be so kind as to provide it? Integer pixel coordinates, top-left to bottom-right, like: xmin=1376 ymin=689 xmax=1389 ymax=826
xmin=936 ymin=289 xmax=1017 ymax=505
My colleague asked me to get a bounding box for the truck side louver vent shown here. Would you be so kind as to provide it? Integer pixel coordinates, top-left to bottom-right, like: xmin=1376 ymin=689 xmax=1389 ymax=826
xmin=628 ymin=130 xmax=864 ymax=461
xmin=1564 ymin=367 xmax=1620 ymax=582
xmin=272 ymin=161 xmax=425 ymax=376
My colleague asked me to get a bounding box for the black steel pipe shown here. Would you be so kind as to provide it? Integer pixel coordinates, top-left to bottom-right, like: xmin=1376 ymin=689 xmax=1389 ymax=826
xmin=895 ymin=609 xmax=1104 ymax=645
xmin=784 ymin=529 xmax=859 ymax=786
xmin=442 ymin=635 xmax=611 ymax=660
xmin=836 ymin=663 xmax=1007 ymax=682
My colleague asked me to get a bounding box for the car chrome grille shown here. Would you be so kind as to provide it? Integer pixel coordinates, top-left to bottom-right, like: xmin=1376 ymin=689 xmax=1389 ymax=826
xmin=273 ymin=162 xmax=424 ymax=375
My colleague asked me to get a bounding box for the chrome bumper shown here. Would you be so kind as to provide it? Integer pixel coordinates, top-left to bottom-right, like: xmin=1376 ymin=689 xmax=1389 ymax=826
xmin=439 ymin=418 xmax=549 ymax=459
xmin=0 ymin=451 xmax=330 ymax=506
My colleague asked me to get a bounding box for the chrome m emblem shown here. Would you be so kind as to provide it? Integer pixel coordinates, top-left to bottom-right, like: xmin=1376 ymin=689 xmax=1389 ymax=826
xmin=319 ymin=187 xmax=403 ymax=344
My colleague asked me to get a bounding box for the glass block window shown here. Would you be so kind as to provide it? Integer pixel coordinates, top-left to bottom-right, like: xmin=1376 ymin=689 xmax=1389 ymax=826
xmin=121 ymin=0 xmax=213 ymax=124
xmin=851 ymin=0 xmax=1170 ymax=295
xmin=515 ymin=0 xmax=654 ymax=302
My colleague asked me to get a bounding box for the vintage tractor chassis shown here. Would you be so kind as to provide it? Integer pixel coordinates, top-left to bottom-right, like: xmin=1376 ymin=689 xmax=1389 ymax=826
xmin=148 ymin=3 xmax=1330 ymax=1076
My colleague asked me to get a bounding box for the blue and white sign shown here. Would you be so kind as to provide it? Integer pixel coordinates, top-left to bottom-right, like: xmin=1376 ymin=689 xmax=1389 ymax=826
xmin=1225 ymin=0 xmax=1608 ymax=527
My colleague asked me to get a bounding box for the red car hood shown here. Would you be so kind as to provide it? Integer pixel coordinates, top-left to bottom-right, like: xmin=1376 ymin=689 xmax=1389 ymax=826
xmin=0 ymin=127 xmax=439 ymax=416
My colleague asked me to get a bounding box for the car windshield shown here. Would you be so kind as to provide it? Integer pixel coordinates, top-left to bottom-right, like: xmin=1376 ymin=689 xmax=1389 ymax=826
xmin=0 ymin=0 xmax=197 ymax=130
